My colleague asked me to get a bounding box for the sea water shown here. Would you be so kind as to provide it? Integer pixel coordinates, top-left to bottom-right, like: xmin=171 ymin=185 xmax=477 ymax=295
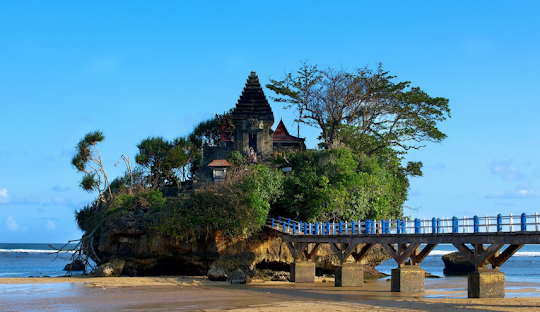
xmin=376 ymin=244 xmax=540 ymax=284
xmin=0 ymin=243 xmax=80 ymax=278
xmin=2 ymin=243 xmax=540 ymax=284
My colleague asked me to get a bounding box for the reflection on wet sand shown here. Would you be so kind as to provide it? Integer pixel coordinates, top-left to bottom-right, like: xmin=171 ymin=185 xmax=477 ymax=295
xmin=1 ymin=277 xmax=540 ymax=311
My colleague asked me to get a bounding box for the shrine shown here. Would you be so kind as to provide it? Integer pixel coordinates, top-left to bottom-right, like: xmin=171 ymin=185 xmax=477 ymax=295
xmin=199 ymin=71 xmax=306 ymax=182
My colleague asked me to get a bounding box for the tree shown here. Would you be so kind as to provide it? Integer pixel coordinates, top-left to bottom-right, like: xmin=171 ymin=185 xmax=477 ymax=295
xmin=187 ymin=111 xmax=233 ymax=176
xmin=273 ymin=148 xmax=407 ymax=222
xmin=190 ymin=165 xmax=283 ymax=237
xmin=135 ymin=136 xmax=192 ymax=188
xmin=71 ymin=130 xmax=111 ymax=202
xmin=226 ymin=151 xmax=244 ymax=167
xmin=267 ymin=63 xmax=450 ymax=153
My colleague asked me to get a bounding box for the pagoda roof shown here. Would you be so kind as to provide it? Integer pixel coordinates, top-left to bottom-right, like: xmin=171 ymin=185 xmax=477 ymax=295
xmin=273 ymin=120 xmax=305 ymax=142
xmin=231 ymin=71 xmax=274 ymax=122
xmin=207 ymin=159 xmax=231 ymax=167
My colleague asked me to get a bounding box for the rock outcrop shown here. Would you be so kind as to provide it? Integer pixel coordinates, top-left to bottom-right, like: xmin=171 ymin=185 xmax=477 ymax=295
xmin=91 ymin=209 xmax=391 ymax=278
xmin=94 ymin=258 xmax=126 ymax=277
xmin=442 ymin=251 xmax=490 ymax=275
xmin=227 ymin=269 xmax=250 ymax=284
xmin=63 ymin=259 xmax=85 ymax=271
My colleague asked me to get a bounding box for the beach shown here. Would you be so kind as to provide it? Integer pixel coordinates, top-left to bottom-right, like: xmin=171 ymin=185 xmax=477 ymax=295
xmin=1 ymin=276 xmax=540 ymax=311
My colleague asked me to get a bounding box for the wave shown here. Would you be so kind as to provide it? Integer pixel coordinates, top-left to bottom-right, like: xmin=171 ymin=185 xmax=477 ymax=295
xmin=427 ymin=250 xmax=540 ymax=257
xmin=0 ymin=249 xmax=76 ymax=254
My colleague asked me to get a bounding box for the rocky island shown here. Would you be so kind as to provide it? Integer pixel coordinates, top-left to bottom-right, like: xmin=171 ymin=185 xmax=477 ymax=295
xmin=69 ymin=67 xmax=450 ymax=281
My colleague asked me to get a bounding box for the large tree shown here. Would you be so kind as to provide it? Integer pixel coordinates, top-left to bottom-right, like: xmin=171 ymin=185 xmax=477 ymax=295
xmin=273 ymin=148 xmax=407 ymax=222
xmin=135 ymin=136 xmax=193 ymax=188
xmin=266 ymin=63 xmax=450 ymax=154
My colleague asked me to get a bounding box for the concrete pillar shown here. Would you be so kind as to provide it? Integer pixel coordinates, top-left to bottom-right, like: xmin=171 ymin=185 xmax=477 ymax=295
xmin=391 ymin=266 xmax=425 ymax=292
xmin=290 ymin=261 xmax=315 ymax=283
xmin=468 ymin=269 xmax=505 ymax=298
xmin=335 ymin=263 xmax=364 ymax=287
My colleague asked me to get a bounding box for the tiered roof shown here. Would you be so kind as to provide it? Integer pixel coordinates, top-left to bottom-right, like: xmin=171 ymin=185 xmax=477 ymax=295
xmin=231 ymin=71 xmax=274 ymax=124
xmin=273 ymin=120 xmax=305 ymax=142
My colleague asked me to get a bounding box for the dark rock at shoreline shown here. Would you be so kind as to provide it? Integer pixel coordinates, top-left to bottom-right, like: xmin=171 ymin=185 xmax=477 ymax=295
xmin=425 ymin=272 xmax=442 ymax=278
xmin=227 ymin=269 xmax=251 ymax=284
xmin=207 ymin=252 xmax=256 ymax=281
xmin=63 ymin=259 xmax=85 ymax=271
xmin=363 ymin=265 xmax=389 ymax=279
xmin=442 ymin=251 xmax=489 ymax=275
xmin=95 ymin=258 xmax=126 ymax=277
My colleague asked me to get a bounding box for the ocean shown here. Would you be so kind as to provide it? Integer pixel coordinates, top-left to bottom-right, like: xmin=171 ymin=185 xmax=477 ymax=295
xmin=1 ymin=243 xmax=540 ymax=288
xmin=0 ymin=243 xmax=81 ymax=278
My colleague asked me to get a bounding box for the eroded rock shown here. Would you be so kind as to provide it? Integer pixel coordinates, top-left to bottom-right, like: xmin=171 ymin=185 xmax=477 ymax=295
xmin=442 ymin=251 xmax=489 ymax=275
xmin=63 ymin=259 xmax=85 ymax=271
xmin=94 ymin=258 xmax=126 ymax=277
xmin=227 ymin=269 xmax=250 ymax=284
xmin=207 ymin=252 xmax=256 ymax=281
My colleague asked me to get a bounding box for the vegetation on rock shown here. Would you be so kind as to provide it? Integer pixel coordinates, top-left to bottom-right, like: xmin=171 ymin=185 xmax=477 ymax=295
xmin=68 ymin=64 xmax=450 ymax=275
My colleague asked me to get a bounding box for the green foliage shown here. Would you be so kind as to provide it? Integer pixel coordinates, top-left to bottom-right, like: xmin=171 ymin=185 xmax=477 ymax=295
xmin=71 ymin=130 xmax=105 ymax=171
xmin=226 ymin=151 xmax=244 ymax=167
xmin=274 ymin=148 xmax=407 ymax=222
xmin=71 ymin=130 xmax=112 ymax=200
xmin=188 ymin=114 xmax=225 ymax=149
xmin=80 ymin=173 xmax=98 ymax=193
xmin=187 ymin=111 xmax=233 ymax=176
xmin=75 ymin=201 xmax=101 ymax=233
xmin=188 ymin=165 xmax=283 ymax=237
xmin=135 ymin=136 xmax=192 ymax=188
xmin=108 ymin=189 xmax=166 ymax=214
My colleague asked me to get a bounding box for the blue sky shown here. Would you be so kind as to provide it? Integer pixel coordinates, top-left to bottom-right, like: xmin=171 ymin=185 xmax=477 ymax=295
xmin=1 ymin=2 xmax=540 ymax=242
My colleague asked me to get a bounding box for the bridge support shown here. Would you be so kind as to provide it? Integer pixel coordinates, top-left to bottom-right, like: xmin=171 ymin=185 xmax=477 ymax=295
xmin=330 ymin=243 xmax=375 ymax=287
xmin=391 ymin=266 xmax=425 ymax=292
xmin=285 ymin=242 xmax=320 ymax=283
xmin=468 ymin=269 xmax=505 ymax=298
xmin=454 ymin=243 xmax=524 ymax=298
xmin=290 ymin=261 xmax=316 ymax=283
xmin=335 ymin=263 xmax=364 ymax=287
xmin=383 ymin=243 xmax=436 ymax=292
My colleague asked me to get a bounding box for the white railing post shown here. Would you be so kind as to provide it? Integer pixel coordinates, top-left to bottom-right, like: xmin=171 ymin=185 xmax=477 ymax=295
xmin=536 ymin=212 xmax=539 ymax=232
xmin=510 ymin=213 xmax=513 ymax=232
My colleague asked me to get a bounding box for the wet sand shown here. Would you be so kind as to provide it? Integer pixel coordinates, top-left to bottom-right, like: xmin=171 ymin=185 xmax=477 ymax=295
xmin=1 ymin=276 xmax=540 ymax=311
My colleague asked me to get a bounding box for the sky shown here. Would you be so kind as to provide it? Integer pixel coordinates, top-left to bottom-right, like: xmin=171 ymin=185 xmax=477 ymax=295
xmin=1 ymin=1 xmax=540 ymax=243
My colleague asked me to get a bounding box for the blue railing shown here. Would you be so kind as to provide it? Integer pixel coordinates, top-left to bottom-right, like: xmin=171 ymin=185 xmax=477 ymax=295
xmin=267 ymin=213 xmax=540 ymax=235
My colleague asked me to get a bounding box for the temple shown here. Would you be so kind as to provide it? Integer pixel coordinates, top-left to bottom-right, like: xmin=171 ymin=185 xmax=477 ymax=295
xmin=199 ymin=71 xmax=305 ymax=182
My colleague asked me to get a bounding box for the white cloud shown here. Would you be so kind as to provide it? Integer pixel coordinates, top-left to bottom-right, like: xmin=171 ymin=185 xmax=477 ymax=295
xmin=490 ymin=157 xmax=524 ymax=180
xmin=45 ymin=220 xmax=56 ymax=230
xmin=486 ymin=182 xmax=540 ymax=199
xmin=5 ymin=216 xmax=19 ymax=231
xmin=0 ymin=189 xmax=40 ymax=205
xmin=0 ymin=188 xmax=10 ymax=204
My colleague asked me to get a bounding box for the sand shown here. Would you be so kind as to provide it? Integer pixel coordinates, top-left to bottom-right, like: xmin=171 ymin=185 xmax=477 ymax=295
xmin=1 ymin=276 xmax=540 ymax=311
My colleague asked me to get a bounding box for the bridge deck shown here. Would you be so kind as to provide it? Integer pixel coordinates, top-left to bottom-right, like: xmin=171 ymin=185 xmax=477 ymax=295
xmin=267 ymin=226 xmax=540 ymax=245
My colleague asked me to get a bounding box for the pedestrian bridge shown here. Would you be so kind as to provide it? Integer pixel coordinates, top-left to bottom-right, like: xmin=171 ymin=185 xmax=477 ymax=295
xmin=266 ymin=213 xmax=540 ymax=298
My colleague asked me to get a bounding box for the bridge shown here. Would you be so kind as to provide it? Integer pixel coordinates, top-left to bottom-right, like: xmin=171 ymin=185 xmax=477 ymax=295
xmin=266 ymin=213 xmax=540 ymax=298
